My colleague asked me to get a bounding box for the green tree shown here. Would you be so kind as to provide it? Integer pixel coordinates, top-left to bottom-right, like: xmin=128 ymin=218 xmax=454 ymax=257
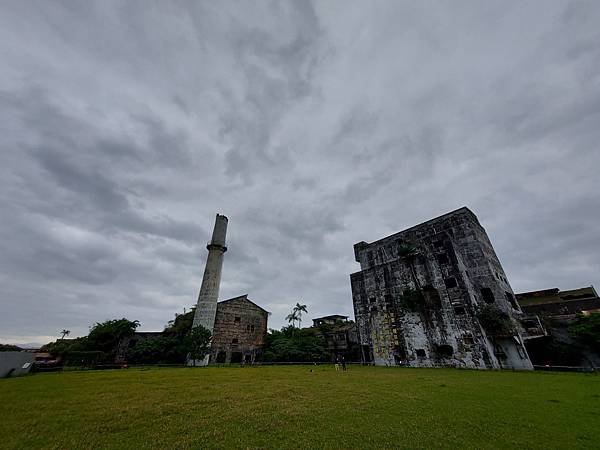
xmin=477 ymin=305 xmax=516 ymax=337
xmin=41 ymin=336 xmax=89 ymax=357
xmin=263 ymin=326 xmax=328 ymax=362
xmin=60 ymin=329 xmax=70 ymax=340
xmin=164 ymin=308 xmax=195 ymax=337
xmin=184 ymin=325 xmax=212 ymax=367
xmin=569 ymin=313 xmax=600 ymax=353
xmin=293 ymin=303 xmax=308 ymax=328
xmin=0 ymin=343 xmax=22 ymax=352
xmin=127 ymin=336 xmax=182 ymax=364
xmin=87 ymin=318 xmax=140 ymax=356
xmin=286 ymin=310 xmax=299 ymax=329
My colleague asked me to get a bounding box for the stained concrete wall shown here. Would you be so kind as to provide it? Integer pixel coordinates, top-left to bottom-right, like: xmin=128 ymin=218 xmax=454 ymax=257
xmin=0 ymin=352 xmax=35 ymax=378
xmin=193 ymin=214 xmax=228 ymax=334
xmin=350 ymin=207 xmax=533 ymax=370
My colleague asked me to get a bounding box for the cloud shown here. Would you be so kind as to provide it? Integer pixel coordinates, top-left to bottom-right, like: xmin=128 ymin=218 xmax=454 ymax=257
xmin=1 ymin=0 xmax=599 ymax=345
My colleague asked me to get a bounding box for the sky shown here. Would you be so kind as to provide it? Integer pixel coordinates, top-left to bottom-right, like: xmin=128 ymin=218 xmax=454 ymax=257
xmin=1 ymin=1 xmax=599 ymax=346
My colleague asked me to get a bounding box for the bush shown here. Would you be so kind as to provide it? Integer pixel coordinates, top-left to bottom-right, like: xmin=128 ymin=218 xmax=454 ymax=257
xmin=398 ymin=288 xmax=425 ymax=312
xmin=569 ymin=313 xmax=600 ymax=353
xmin=263 ymin=327 xmax=328 ymax=362
xmin=127 ymin=336 xmax=184 ymax=364
xmin=477 ymin=305 xmax=516 ymax=337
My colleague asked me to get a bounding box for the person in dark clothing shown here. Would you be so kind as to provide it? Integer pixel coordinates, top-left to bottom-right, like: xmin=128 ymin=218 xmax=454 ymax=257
xmin=341 ymin=356 xmax=347 ymax=371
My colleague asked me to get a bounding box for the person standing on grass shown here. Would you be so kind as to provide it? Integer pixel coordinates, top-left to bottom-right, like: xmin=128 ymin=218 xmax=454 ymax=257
xmin=341 ymin=356 xmax=347 ymax=371
xmin=334 ymin=356 xmax=340 ymax=371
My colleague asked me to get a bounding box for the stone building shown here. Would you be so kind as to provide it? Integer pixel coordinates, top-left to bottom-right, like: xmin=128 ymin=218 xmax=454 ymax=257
xmin=350 ymin=207 xmax=533 ymax=370
xmin=516 ymin=286 xmax=600 ymax=317
xmin=312 ymin=315 xmax=361 ymax=361
xmin=210 ymin=295 xmax=268 ymax=364
xmin=516 ymin=286 xmax=600 ymax=369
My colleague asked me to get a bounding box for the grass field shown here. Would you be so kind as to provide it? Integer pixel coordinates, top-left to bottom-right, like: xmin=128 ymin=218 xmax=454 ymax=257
xmin=1 ymin=365 xmax=599 ymax=449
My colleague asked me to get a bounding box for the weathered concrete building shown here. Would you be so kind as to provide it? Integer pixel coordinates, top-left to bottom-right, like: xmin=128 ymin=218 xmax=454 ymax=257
xmin=210 ymin=295 xmax=268 ymax=364
xmin=312 ymin=316 xmax=361 ymax=362
xmin=516 ymin=286 xmax=600 ymax=369
xmin=350 ymin=207 xmax=533 ymax=370
xmin=517 ymin=286 xmax=600 ymax=317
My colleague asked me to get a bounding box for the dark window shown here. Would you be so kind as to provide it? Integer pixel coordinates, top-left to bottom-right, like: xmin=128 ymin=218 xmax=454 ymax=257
xmin=435 ymin=344 xmax=454 ymax=357
xmin=232 ymin=338 xmax=238 ymax=344
xmin=463 ymin=335 xmax=475 ymax=346
xmin=234 ymin=316 xmax=241 ymax=323
xmin=246 ymin=324 xmax=251 ymax=332
xmin=444 ymin=277 xmax=458 ymax=289
xmin=433 ymin=239 xmax=444 ymax=248
xmin=250 ymin=325 xmax=255 ymax=332
xmin=505 ymin=291 xmax=519 ymax=309
xmin=216 ymin=351 xmax=226 ymax=363
xmin=416 ymin=349 xmax=426 ymax=357
xmin=481 ymin=288 xmax=495 ymax=304
xmin=369 ymin=297 xmax=376 ymax=304
xmin=384 ymin=294 xmax=393 ymax=305
xmin=437 ymin=253 xmax=449 ymax=265
xmin=230 ymin=352 xmax=243 ymax=363
xmin=453 ymin=305 xmax=466 ymax=315
xmin=424 ymin=286 xmax=442 ymax=309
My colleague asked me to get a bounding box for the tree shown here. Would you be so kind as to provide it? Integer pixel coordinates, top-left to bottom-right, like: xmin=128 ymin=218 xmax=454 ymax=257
xmin=569 ymin=313 xmax=600 ymax=353
xmin=60 ymin=330 xmax=70 ymax=340
xmin=476 ymin=305 xmax=516 ymax=337
xmin=286 ymin=310 xmax=299 ymax=329
xmin=183 ymin=325 xmax=212 ymax=367
xmin=127 ymin=336 xmax=182 ymax=364
xmin=41 ymin=336 xmax=90 ymax=358
xmin=263 ymin=327 xmax=328 ymax=362
xmin=293 ymin=303 xmax=308 ymax=329
xmin=0 ymin=343 xmax=22 ymax=352
xmin=87 ymin=318 xmax=140 ymax=356
xmin=164 ymin=308 xmax=195 ymax=337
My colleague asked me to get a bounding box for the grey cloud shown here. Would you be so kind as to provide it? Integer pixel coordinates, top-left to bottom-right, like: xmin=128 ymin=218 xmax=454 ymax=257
xmin=1 ymin=0 xmax=599 ymax=345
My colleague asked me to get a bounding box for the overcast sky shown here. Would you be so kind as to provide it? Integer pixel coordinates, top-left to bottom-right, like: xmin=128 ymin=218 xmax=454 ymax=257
xmin=1 ymin=1 xmax=599 ymax=345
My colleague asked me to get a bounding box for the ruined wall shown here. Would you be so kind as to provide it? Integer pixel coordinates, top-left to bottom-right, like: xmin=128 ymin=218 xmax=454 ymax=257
xmin=350 ymin=207 xmax=533 ymax=370
xmin=211 ymin=295 xmax=268 ymax=364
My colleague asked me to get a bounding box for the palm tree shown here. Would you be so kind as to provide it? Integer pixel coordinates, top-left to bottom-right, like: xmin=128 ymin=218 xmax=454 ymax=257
xmin=293 ymin=303 xmax=308 ymax=329
xmin=60 ymin=329 xmax=70 ymax=340
xmin=286 ymin=310 xmax=299 ymax=336
xmin=286 ymin=311 xmax=299 ymax=328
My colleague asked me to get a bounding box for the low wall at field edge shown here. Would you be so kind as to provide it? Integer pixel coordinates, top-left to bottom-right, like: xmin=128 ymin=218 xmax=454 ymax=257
xmin=0 ymin=352 xmax=35 ymax=378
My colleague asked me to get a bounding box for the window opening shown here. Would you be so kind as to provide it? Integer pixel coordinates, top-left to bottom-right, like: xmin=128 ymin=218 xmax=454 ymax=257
xmin=481 ymin=288 xmax=495 ymax=304
xmin=444 ymin=277 xmax=458 ymax=289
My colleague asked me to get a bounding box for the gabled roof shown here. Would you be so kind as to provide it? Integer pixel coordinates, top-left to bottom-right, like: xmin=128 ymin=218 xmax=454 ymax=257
xmin=218 ymin=294 xmax=270 ymax=314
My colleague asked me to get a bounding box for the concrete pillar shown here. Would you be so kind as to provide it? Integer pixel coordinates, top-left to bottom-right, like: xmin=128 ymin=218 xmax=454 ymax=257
xmin=191 ymin=214 xmax=228 ymax=366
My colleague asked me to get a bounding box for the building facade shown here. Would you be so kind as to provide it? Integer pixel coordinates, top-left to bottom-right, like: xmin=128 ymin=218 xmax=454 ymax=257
xmin=516 ymin=286 xmax=600 ymax=317
xmin=350 ymin=207 xmax=533 ymax=370
xmin=312 ymin=315 xmax=361 ymax=361
xmin=210 ymin=295 xmax=268 ymax=364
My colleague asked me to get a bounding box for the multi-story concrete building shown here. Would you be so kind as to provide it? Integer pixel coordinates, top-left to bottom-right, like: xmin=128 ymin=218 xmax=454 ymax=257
xmin=210 ymin=295 xmax=268 ymax=364
xmin=516 ymin=286 xmax=600 ymax=317
xmin=350 ymin=207 xmax=533 ymax=370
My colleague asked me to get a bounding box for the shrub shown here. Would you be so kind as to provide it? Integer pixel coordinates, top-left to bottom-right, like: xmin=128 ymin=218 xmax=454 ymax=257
xmin=477 ymin=305 xmax=516 ymax=337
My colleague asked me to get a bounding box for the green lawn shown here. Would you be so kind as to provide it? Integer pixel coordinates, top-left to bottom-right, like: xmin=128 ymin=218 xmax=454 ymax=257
xmin=1 ymin=366 xmax=599 ymax=449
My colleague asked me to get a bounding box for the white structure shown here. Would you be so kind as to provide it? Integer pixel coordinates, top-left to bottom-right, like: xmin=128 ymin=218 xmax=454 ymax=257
xmin=190 ymin=214 xmax=228 ymax=366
